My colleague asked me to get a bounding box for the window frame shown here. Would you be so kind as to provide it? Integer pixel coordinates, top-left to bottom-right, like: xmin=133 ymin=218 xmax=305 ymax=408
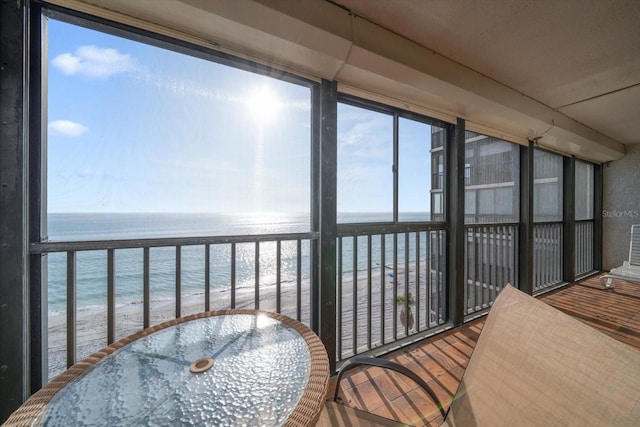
xmin=40 ymin=5 xmax=319 ymax=240
xmin=533 ymin=147 xmax=565 ymax=224
xmin=463 ymin=131 xmax=521 ymax=224
xmin=336 ymin=93 xmax=449 ymax=225
xmin=574 ymin=159 xmax=595 ymax=221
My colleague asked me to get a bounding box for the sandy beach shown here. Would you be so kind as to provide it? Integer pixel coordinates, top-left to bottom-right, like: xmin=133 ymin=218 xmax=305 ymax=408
xmin=47 ymin=262 xmax=443 ymax=380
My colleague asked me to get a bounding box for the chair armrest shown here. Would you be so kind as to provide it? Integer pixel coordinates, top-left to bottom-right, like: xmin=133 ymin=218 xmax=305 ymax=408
xmin=333 ymin=355 xmax=447 ymax=419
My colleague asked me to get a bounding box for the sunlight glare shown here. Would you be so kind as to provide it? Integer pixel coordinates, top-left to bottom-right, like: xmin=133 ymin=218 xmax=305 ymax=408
xmin=247 ymin=86 xmax=282 ymax=125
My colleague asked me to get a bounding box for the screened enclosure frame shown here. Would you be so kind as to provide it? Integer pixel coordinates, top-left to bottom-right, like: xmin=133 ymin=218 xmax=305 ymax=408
xmin=0 ymin=1 xmax=605 ymax=417
xmin=334 ymin=93 xmax=451 ymax=361
xmin=28 ymin=1 xmax=325 ymax=391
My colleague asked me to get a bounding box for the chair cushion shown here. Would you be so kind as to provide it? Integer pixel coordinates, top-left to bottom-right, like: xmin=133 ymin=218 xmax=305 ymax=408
xmin=444 ymin=284 xmax=640 ymax=427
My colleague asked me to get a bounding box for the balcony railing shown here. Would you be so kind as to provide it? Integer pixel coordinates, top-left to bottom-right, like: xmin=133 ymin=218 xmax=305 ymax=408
xmin=33 ymin=218 xmax=596 ymax=382
xmin=533 ymin=222 xmax=564 ymax=292
xmin=33 ymin=232 xmax=317 ymax=380
xmin=575 ymin=220 xmax=595 ymax=277
xmin=35 ymin=223 xmax=451 ymax=379
xmin=335 ymin=223 xmax=448 ymax=361
xmin=464 ymin=224 xmax=518 ymax=317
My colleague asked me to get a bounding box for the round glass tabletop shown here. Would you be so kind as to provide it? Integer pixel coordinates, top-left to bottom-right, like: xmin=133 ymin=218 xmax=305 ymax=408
xmin=33 ymin=313 xmax=319 ymax=426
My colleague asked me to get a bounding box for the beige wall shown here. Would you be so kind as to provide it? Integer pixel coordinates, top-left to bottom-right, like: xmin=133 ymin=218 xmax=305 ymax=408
xmin=603 ymin=144 xmax=640 ymax=270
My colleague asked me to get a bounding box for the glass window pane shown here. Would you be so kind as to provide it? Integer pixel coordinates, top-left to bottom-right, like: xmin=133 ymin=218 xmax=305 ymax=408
xmin=575 ymin=161 xmax=594 ymax=220
xmin=337 ymin=103 xmax=393 ymax=223
xmin=464 ymin=131 xmax=520 ymax=224
xmin=432 ymin=151 xmax=444 ymax=190
xmin=399 ymin=118 xmax=439 ymax=221
xmin=432 ymin=193 xmax=443 ymax=218
xmin=430 ymin=149 xmax=445 ymax=221
xmin=534 ymin=149 xmax=564 ymax=222
xmin=46 ymin=19 xmax=312 ymax=239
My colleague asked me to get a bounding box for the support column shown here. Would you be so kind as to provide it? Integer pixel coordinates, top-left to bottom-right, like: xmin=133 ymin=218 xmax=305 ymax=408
xmin=563 ymin=156 xmax=576 ymax=282
xmin=518 ymin=142 xmax=534 ymax=294
xmin=593 ymin=163 xmax=603 ymax=271
xmin=446 ymin=118 xmax=465 ymax=326
xmin=29 ymin=3 xmax=45 ymax=394
xmin=317 ymin=79 xmax=337 ymax=372
xmin=0 ymin=0 xmax=29 ymax=421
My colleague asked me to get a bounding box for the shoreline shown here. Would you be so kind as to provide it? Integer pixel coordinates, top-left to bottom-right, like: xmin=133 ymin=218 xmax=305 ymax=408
xmin=47 ymin=280 xmax=313 ymax=378
xmin=46 ymin=262 xmax=436 ymax=379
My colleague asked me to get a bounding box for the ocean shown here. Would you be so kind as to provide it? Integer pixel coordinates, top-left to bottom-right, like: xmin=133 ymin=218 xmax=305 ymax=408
xmin=46 ymin=212 xmax=430 ymax=316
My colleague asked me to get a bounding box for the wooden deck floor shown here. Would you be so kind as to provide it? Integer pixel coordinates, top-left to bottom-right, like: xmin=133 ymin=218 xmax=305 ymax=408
xmin=329 ymin=274 xmax=640 ymax=426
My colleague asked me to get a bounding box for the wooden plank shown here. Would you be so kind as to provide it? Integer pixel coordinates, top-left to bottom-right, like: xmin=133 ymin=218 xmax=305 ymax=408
xmin=333 ymin=274 xmax=640 ymax=426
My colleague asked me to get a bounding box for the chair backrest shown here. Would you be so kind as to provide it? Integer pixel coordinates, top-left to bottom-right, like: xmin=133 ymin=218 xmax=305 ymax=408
xmin=442 ymin=284 xmax=640 ymax=427
xmin=629 ymin=224 xmax=640 ymax=266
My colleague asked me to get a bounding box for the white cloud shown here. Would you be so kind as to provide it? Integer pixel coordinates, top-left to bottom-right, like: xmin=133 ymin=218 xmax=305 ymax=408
xmin=51 ymin=45 xmax=136 ymax=78
xmin=48 ymin=120 xmax=88 ymax=137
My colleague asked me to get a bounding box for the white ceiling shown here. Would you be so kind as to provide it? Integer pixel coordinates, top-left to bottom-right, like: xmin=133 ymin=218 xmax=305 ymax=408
xmin=332 ymin=0 xmax=640 ymax=146
xmin=53 ymin=0 xmax=639 ymax=161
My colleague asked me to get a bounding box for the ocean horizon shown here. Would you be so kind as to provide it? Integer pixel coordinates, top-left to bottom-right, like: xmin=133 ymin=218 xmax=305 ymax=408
xmin=46 ymin=212 xmax=431 ymax=315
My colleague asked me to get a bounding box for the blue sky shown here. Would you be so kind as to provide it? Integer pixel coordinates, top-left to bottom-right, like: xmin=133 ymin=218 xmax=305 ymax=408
xmin=337 ymin=104 xmax=432 ymax=217
xmin=47 ymin=18 xmax=432 ymax=215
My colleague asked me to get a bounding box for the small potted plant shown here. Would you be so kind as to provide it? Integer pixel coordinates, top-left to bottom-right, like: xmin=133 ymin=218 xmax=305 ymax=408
xmin=396 ymin=292 xmax=415 ymax=330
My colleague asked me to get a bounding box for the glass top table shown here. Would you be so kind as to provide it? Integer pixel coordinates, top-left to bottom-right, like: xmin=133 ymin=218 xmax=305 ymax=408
xmin=6 ymin=310 xmax=329 ymax=427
